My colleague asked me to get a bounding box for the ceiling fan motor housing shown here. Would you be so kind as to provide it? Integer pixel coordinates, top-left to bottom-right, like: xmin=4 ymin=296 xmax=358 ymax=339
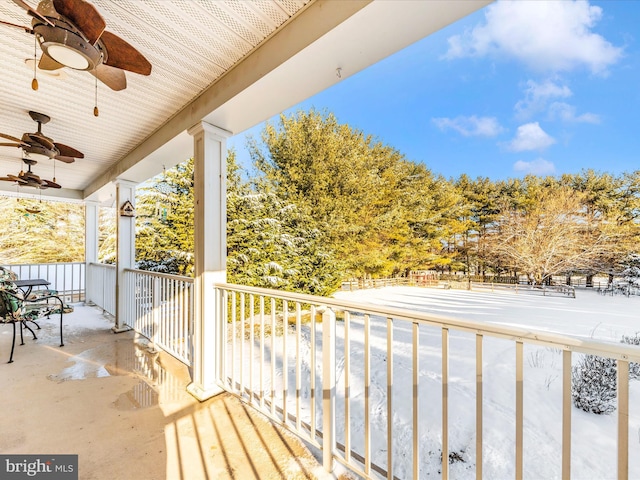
xmin=33 ymin=19 xmax=102 ymax=71
xmin=23 ymin=142 xmax=57 ymax=160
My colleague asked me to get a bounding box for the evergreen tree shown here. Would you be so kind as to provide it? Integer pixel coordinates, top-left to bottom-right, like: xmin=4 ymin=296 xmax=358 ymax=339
xmin=136 ymin=160 xmax=195 ymax=275
xmin=249 ymin=109 xmax=457 ymax=278
xmin=227 ymin=181 xmax=343 ymax=295
xmin=135 ymin=151 xmax=343 ymax=295
xmin=455 ymin=175 xmax=501 ymax=276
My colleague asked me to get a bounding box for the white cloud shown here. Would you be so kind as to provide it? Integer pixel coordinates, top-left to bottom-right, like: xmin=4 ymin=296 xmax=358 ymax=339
xmin=548 ymin=102 xmax=601 ymax=123
xmin=443 ymin=1 xmax=623 ymax=75
xmin=515 ymin=79 xmax=572 ymax=119
xmin=432 ymin=115 xmax=504 ymax=137
xmin=514 ymin=79 xmax=601 ymax=123
xmin=513 ymin=158 xmax=556 ymax=175
xmin=507 ymin=122 xmax=556 ymax=152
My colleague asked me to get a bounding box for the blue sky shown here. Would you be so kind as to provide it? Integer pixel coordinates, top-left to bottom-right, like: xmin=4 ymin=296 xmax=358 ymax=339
xmin=228 ymin=1 xmax=640 ymax=181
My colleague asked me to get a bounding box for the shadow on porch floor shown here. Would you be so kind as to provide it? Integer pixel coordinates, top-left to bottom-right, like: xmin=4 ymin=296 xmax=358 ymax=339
xmin=0 ymin=304 xmax=336 ymax=480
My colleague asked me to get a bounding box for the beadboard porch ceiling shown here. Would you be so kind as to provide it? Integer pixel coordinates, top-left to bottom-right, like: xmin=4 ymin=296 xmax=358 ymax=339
xmin=0 ymin=0 xmax=490 ymax=204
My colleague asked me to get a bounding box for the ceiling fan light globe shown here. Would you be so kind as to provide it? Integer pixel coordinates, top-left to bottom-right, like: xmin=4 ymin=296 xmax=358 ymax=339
xmin=44 ymin=44 xmax=90 ymax=70
xmin=46 ymin=44 xmax=89 ymax=70
xmin=23 ymin=150 xmax=51 ymax=162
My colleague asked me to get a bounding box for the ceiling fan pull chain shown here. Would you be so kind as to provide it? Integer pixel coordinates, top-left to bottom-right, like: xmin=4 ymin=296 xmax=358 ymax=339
xmin=94 ymin=72 xmax=99 ymax=117
xmin=32 ymin=35 xmax=38 ymax=91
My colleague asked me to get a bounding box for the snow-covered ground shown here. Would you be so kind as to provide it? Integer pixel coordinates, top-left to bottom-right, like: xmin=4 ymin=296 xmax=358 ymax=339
xmin=231 ymin=286 xmax=640 ymax=479
xmin=332 ymin=286 xmax=640 ymax=479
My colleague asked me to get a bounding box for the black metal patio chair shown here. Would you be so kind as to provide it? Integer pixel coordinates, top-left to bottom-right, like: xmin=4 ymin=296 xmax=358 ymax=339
xmin=0 ymin=282 xmax=73 ymax=363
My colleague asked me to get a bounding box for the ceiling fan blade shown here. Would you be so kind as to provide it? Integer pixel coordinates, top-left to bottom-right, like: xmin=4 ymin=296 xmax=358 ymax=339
xmin=12 ymin=0 xmax=54 ymax=26
xmin=0 ymin=176 xmax=17 ymax=183
xmin=53 ymin=155 xmax=75 ymax=164
xmin=52 ymin=0 xmax=105 ymax=45
xmin=39 ymin=52 xmax=65 ymax=71
xmin=26 ymin=133 xmax=55 ymax=150
xmin=0 ymin=143 xmax=21 ymax=148
xmin=0 ymin=133 xmax=27 ymax=146
xmin=91 ymin=63 xmax=126 ymax=91
xmin=100 ymin=30 xmax=151 ymax=75
xmin=0 ymin=19 xmax=32 ymax=33
xmin=5 ymin=174 xmax=28 ymax=185
xmin=54 ymin=143 xmax=84 ymax=159
xmin=42 ymin=179 xmax=61 ymax=189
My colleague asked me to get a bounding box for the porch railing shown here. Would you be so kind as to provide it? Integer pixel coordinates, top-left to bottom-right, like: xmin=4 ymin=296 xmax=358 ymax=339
xmin=2 ymin=262 xmax=85 ymax=303
xmin=86 ymin=262 xmax=116 ymax=315
xmin=213 ymin=282 xmax=640 ymax=480
xmin=123 ymin=268 xmax=193 ymax=366
xmin=83 ymin=266 xmax=640 ymax=478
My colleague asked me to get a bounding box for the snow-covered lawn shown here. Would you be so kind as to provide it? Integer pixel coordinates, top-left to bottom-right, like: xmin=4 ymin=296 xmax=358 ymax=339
xmin=329 ymin=286 xmax=640 ymax=479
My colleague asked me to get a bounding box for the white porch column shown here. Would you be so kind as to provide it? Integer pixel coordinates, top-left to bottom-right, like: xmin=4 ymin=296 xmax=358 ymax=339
xmin=186 ymin=121 xmax=230 ymax=401
xmin=114 ymin=179 xmax=137 ymax=333
xmin=84 ymin=201 xmax=99 ymax=305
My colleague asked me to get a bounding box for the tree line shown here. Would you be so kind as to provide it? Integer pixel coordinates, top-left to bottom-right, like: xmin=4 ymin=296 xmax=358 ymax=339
xmin=0 ymin=197 xmax=84 ymax=264
xmin=136 ymin=109 xmax=640 ymax=293
xmin=1 ymin=109 xmax=638 ymax=295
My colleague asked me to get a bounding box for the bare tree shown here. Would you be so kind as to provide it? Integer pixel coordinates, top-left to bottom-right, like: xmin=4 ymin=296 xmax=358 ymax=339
xmin=485 ymin=187 xmax=618 ymax=285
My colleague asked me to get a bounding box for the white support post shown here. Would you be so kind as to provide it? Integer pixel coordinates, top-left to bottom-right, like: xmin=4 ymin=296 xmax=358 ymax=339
xmin=114 ymin=179 xmax=137 ymax=333
xmin=84 ymin=201 xmax=99 ymax=305
xmin=186 ymin=121 xmax=231 ymax=401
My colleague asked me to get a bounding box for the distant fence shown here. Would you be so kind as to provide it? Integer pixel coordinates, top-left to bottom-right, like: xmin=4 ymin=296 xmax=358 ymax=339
xmin=2 ymin=262 xmax=85 ymax=303
xmin=597 ymin=282 xmax=640 ymax=297
xmin=468 ymin=281 xmax=576 ymax=298
xmin=341 ymin=277 xmax=410 ymax=291
xmin=438 ymin=273 xmax=521 ymax=284
xmin=343 ymin=273 xmax=579 ymax=298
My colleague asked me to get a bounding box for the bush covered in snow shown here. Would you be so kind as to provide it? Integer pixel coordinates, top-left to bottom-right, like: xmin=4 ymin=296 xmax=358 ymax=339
xmin=621 ymin=254 xmax=640 ymax=287
xmin=571 ymin=354 xmax=617 ymax=415
xmin=572 ymin=333 xmax=640 ymax=414
xmin=620 ymin=332 xmax=640 ymax=380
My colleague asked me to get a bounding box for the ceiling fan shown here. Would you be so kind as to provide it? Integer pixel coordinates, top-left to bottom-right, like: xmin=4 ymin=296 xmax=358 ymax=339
xmin=0 ymin=110 xmax=83 ymax=164
xmin=0 ymin=157 xmax=61 ymax=189
xmin=2 ymin=0 xmax=152 ymax=91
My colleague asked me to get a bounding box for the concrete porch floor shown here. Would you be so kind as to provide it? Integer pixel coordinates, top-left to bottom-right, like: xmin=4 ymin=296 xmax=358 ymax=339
xmin=0 ymin=304 xmax=337 ymax=480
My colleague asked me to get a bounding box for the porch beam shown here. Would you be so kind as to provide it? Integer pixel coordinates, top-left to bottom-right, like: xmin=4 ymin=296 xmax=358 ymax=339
xmin=187 ymin=121 xmax=230 ymax=401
